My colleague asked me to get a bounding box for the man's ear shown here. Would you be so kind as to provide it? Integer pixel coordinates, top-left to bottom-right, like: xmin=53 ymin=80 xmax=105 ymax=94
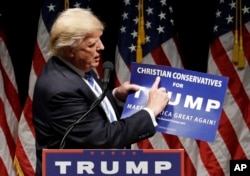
xmin=63 ymin=46 xmax=74 ymax=58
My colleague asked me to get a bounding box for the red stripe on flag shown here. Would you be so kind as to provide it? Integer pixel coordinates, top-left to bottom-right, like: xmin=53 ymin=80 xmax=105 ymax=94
xmin=0 ymin=62 xmax=21 ymax=120
xmin=23 ymin=97 xmax=36 ymax=136
xmin=198 ymin=141 xmax=224 ymax=175
xmin=137 ymin=139 xmax=153 ymax=149
xmin=0 ymin=100 xmax=16 ymax=158
xmin=33 ymin=43 xmax=46 ymax=76
xmin=151 ymin=46 xmax=171 ymax=66
xmin=15 ymin=137 xmax=35 ymax=176
xmin=0 ymin=158 xmax=8 ymax=176
xmin=219 ymin=110 xmax=247 ymax=159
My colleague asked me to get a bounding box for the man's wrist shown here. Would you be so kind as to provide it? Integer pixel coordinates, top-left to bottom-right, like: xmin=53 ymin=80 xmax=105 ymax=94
xmin=112 ymin=88 xmax=124 ymax=106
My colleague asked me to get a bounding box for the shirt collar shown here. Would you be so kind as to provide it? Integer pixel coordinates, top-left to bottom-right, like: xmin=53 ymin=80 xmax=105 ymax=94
xmin=58 ymin=57 xmax=85 ymax=77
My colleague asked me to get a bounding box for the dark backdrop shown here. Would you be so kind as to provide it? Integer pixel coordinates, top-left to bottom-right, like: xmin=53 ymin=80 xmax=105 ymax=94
xmin=2 ymin=0 xmax=218 ymax=106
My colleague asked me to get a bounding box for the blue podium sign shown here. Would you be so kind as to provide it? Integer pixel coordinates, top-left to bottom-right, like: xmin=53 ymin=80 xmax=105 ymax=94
xmin=42 ymin=149 xmax=184 ymax=176
xmin=121 ymin=62 xmax=229 ymax=142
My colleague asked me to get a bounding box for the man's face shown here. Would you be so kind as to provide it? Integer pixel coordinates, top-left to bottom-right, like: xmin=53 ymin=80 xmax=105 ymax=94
xmin=70 ymin=30 xmax=104 ymax=71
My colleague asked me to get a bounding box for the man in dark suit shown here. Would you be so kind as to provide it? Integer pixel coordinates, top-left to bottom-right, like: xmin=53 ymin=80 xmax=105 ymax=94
xmin=32 ymin=8 xmax=169 ymax=176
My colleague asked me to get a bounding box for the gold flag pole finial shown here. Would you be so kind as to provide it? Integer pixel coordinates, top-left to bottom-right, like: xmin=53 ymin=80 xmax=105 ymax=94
xmin=232 ymin=0 xmax=239 ymax=64
xmin=64 ymin=0 xmax=69 ymax=10
xmin=237 ymin=0 xmax=245 ymax=69
xmin=136 ymin=0 xmax=145 ymax=63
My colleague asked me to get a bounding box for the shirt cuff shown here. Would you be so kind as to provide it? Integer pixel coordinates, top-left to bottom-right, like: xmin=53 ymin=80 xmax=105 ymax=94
xmin=112 ymin=88 xmax=124 ymax=106
xmin=143 ymin=107 xmax=158 ymax=127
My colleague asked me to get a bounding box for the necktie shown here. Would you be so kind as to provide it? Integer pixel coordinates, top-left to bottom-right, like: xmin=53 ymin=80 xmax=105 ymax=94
xmin=84 ymin=72 xmax=117 ymax=122
xmin=85 ymin=72 xmax=98 ymax=92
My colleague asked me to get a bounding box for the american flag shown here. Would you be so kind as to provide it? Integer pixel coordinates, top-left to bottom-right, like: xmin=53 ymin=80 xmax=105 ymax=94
xmin=13 ymin=1 xmax=96 ymax=175
xmin=207 ymin=0 xmax=250 ymax=175
xmin=0 ymin=10 xmax=22 ymax=176
xmin=115 ymin=0 xmax=248 ymax=176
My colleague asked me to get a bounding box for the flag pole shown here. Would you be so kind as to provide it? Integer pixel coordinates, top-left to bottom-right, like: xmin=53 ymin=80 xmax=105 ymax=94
xmin=237 ymin=0 xmax=245 ymax=69
xmin=136 ymin=0 xmax=145 ymax=63
xmin=64 ymin=0 xmax=69 ymax=10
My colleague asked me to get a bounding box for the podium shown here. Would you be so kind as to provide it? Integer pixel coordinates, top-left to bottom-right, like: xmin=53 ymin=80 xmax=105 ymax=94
xmin=42 ymin=149 xmax=184 ymax=176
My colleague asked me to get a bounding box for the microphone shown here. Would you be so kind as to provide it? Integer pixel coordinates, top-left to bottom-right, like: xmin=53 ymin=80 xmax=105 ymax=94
xmin=59 ymin=61 xmax=114 ymax=149
xmin=102 ymin=61 xmax=114 ymax=91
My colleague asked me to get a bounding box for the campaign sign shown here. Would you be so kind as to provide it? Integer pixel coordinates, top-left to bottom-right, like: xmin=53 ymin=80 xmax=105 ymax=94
xmin=121 ymin=62 xmax=229 ymax=142
xmin=42 ymin=149 xmax=184 ymax=176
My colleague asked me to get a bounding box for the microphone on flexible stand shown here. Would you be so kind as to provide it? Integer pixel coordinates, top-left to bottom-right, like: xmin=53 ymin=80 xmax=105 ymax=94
xmin=102 ymin=61 xmax=114 ymax=91
xmin=59 ymin=61 xmax=114 ymax=149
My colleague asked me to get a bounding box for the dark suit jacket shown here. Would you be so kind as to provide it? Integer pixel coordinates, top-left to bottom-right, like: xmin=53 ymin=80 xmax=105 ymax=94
xmin=32 ymin=57 xmax=156 ymax=175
